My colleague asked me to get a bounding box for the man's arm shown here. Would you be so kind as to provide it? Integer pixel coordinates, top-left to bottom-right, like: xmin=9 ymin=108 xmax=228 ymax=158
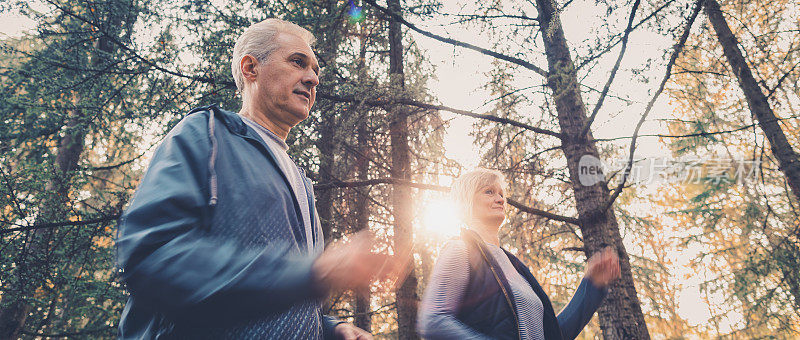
xmin=322 ymin=315 xmax=346 ymax=339
xmin=116 ymin=113 xmax=324 ymax=323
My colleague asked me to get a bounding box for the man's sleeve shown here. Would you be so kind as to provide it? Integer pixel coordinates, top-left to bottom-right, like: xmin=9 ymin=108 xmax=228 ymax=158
xmin=555 ymin=278 xmax=608 ymax=340
xmin=116 ymin=113 xmax=326 ymax=324
xmin=321 ymin=315 xmax=346 ymax=339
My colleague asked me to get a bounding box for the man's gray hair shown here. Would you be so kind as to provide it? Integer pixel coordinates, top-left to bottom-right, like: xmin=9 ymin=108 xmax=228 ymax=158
xmin=451 ymin=168 xmax=507 ymax=224
xmin=231 ymin=18 xmax=316 ymax=91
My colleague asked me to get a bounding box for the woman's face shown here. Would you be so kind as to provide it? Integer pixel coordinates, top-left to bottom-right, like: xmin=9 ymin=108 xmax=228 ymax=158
xmin=472 ymin=181 xmax=506 ymax=228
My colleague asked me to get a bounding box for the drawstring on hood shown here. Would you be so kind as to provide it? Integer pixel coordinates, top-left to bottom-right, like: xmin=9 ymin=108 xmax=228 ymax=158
xmin=207 ymin=107 xmax=219 ymax=208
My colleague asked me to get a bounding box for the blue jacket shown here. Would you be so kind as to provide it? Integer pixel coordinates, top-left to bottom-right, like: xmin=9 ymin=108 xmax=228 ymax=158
xmin=418 ymin=229 xmax=606 ymax=340
xmin=116 ymin=105 xmax=341 ymax=339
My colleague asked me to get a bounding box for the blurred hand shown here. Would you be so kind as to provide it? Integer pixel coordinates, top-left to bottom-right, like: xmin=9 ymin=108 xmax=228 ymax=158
xmin=334 ymin=323 xmax=373 ymax=340
xmin=312 ymin=230 xmax=402 ymax=292
xmin=585 ymin=247 xmax=620 ymax=288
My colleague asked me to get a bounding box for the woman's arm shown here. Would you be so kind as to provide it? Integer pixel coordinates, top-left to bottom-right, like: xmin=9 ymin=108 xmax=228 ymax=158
xmin=555 ymin=278 xmax=607 ymax=340
xmin=556 ymin=248 xmax=619 ymax=340
xmin=417 ymin=241 xmax=492 ymax=340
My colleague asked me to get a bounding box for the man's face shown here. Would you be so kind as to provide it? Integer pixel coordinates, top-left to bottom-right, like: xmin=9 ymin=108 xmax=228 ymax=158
xmin=252 ymin=33 xmax=320 ymax=126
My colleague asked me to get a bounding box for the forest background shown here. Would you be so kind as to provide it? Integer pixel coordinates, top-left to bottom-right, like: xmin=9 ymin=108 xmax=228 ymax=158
xmin=0 ymin=0 xmax=798 ymax=338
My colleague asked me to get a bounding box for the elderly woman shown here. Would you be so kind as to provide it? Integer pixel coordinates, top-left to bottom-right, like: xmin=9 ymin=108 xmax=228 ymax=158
xmin=417 ymin=169 xmax=620 ymax=340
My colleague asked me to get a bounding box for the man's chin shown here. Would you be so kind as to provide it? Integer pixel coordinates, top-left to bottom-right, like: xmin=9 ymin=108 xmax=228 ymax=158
xmin=290 ymin=109 xmax=311 ymax=122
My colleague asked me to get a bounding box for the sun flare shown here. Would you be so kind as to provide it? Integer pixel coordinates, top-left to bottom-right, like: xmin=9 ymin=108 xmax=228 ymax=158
xmin=421 ymin=198 xmax=462 ymax=238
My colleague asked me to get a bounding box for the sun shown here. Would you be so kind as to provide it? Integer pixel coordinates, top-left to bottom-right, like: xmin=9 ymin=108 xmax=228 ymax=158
xmin=421 ymin=198 xmax=462 ymax=238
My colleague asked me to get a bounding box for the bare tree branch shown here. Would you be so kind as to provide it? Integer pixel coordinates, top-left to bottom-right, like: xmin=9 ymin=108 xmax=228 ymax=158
xmin=20 ymin=326 xmax=116 ymax=338
xmin=315 ymin=178 xmax=580 ymax=225
xmin=604 ymin=0 xmax=704 ymax=212
xmin=578 ymin=0 xmax=641 ymax=138
xmin=505 ymin=198 xmax=580 ymax=225
xmin=593 ymin=113 xmax=800 ymax=142
xmin=362 ymin=0 xmax=548 ymax=77
xmin=0 ymin=214 xmax=121 ymax=235
xmin=575 ymin=0 xmax=680 ymax=70
xmin=314 ymin=177 xmax=449 ymax=192
xmin=45 ymin=0 xmax=564 ymax=142
xmin=317 ymin=93 xmax=562 ymax=138
xmin=767 ymin=59 xmax=800 ymax=99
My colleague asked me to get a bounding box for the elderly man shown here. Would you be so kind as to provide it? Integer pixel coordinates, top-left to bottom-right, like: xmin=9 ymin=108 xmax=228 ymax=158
xmin=116 ymin=19 xmax=385 ymax=339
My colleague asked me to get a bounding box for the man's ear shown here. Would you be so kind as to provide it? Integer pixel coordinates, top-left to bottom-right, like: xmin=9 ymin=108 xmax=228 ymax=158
xmin=241 ymin=55 xmax=258 ymax=82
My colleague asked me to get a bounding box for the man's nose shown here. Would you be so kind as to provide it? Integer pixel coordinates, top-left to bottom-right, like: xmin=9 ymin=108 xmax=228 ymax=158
xmin=303 ymin=70 xmax=319 ymax=87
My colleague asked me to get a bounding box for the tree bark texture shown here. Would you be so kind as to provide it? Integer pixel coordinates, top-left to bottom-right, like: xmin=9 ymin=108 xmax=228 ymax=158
xmin=704 ymin=0 xmax=800 ymax=202
xmin=314 ymin=0 xmax=347 ymax=242
xmin=315 ymin=109 xmax=337 ymax=242
xmin=387 ymin=0 xmax=419 ymax=338
xmin=354 ymin=117 xmax=373 ymax=332
xmin=534 ymin=0 xmax=651 ymax=338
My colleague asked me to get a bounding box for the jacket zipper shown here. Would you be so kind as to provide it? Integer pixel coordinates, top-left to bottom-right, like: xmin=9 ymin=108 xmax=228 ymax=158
xmin=475 ymin=243 xmax=523 ymax=340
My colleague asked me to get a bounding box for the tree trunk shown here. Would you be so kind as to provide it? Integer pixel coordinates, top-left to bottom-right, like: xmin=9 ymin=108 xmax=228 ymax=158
xmin=313 ymin=0 xmax=347 ymax=243
xmin=354 ymin=117 xmax=373 ymax=332
xmin=533 ymin=0 xmax=651 ymax=338
xmin=704 ymin=0 xmax=800 ymax=202
xmin=349 ymin=23 xmax=374 ymax=332
xmin=315 ymin=109 xmax=337 ymax=242
xmin=387 ymin=0 xmax=419 ymax=338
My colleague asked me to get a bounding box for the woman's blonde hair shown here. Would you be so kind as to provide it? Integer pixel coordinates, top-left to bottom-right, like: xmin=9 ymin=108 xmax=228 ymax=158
xmin=451 ymin=168 xmax=507 ymax=224
xmin=231 ymin=18 xmax=316 ymax=92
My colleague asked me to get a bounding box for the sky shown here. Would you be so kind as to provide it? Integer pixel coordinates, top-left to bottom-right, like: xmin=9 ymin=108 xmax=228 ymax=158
xmin=0 ymin=0 xmax=736 ymax=334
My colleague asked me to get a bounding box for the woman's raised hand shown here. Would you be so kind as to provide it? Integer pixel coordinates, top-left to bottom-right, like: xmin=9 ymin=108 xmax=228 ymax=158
xmin=585 ymin=247 xmax=621 ymax=288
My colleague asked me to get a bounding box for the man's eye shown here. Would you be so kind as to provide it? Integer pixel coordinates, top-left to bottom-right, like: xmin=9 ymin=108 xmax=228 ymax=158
xmin=292 ymin=58 xmax=303 ymax=66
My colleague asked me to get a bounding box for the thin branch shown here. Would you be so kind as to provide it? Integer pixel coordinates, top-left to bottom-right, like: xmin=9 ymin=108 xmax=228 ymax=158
xmin=767 ymin=59 xmax=800 ymax=99
xmin=0 ymin=164 xmax=28 ymax=220
xmin=0 ymin=125 xmax=63 ymax=141
xmin=673 ymin=69 xmax=727 ymax=77
xmin=576 ymin=0 xmax=679 ymax=70
xmin=330 ymin=301 xmax=397 ymax=318
xmin=314 ymin=177 xmax=449 ymax=192
xmin=578 ymin=0 xmax=641 ymax=138
xmin=506 ymin=198 xmax=580 ymax=225
xmin=20 ymin=326 xmax=116 ymax=338
xmin=362 ymin=0 xmax=548 ymax=77
xmin=42 ymin=0 xmax=233 ymax=88
xmin=317 ymin=93 xmax=562 ymax=138
xmin=314 ymin=178 xmax=580 ymax=225
xmin=604 ymin=0 xmax=703 ymax=212
xmin=0 ymin=214 xmax=121 ymax=235
xmin=442 ymin=13 xmax=540 ymax=25
xmin=593 ymin=113 xmax=800 ymax=142
xmin=46 ymin=0 xmax=561 ymax=142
